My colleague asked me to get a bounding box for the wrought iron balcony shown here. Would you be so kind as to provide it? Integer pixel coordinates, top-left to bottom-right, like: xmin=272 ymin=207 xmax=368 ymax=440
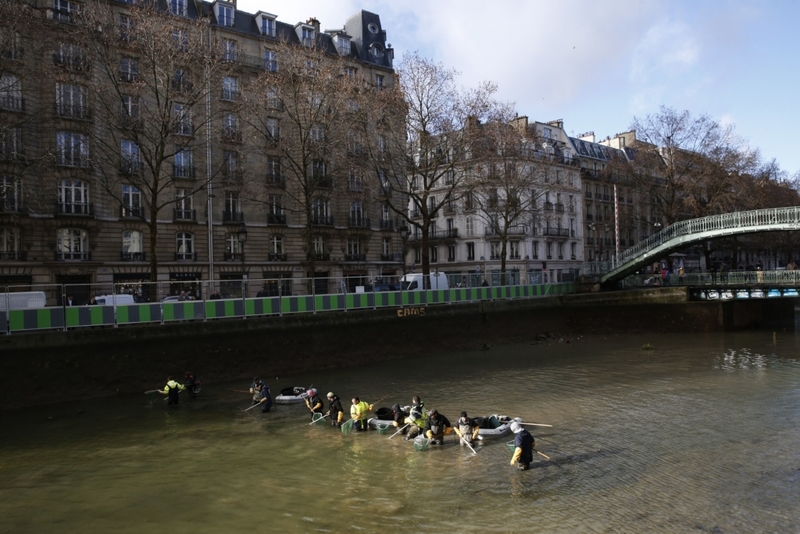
xmin=267 ymin=213 xmax=286 ymax=225
xmin=55 ymin=251 xmax=91 ymax=261
xmin=55 ymin=103 xmax=89 ymax=120
xmin=266 ymin=174 xmax=285 ymax=186
xmin=379 ymin=219 xmax=394 ymax=231
xmin=311 ymin=215 xmax=334 ymax=226
xmin=173 ymin=165 xmax=195 ymax=179
xmin=120 ymin=205 xmax=142 ymax=218
xmin=174 ymin=252 xmax=196 ymax=261
xmin=0 ymin=251 xmax=26 ymax=260
xmin=222 ymin=211 xmax=244 ymax=223
xmin=0 ymin=96 xmax=24 ymax=112
xmin=57 ymin=202 xmax=94 ymax=216
xmin=308 ymin=252 xmax=330 ymax=261
xmin=542 ymin=228 xmax=570 ymax=238
xmin=344 ymin=254 xmax=366 ymax=262
xmin=173 ymin=208 xmax=196 ymax=221
xmin=268 ymin=253 xmax=288 ymax=261
xmin=120 ymin=251 xmax=146 ymax=261
xmin=348 ymin=216 xmax=370 ymax=228
xmin=224 ymin=252 xmax=245 ymax=262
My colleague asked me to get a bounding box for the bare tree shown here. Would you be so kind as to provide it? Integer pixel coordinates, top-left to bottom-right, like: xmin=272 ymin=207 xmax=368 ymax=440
xmin=359 ymin=52 xmax=501 ymax=285
xmin=629 ymin=106 xmax=755 ymax=224
xmin=466 ymin=114 xmax=548 ymax=284
xmin=77 ymin=1 xmax=231 ymax=281
xmin=242 ymin=38 xmax=359 ymax=288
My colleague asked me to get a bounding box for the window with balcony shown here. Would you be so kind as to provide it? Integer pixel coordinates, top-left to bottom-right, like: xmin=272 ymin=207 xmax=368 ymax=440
xmin=465 ymin=216 xmax=473 ymax=237
xmin=313 ymin=235 xmax=326 ymax=259
xmin=269 ymin=235 xmax=284 ymax=260
xmin=222 ymin=76 xmax=237 ymax=101
xmin=171 ymin=28 xmax=188 ymax=51
xmin=0 ymin=176 xmax=21 ymax=212
xmin=264 ymin=50 xmax=277 ymax=72
xmin=466 ymin=242 xmax=475 ymax=261
xmin=490 ymin=242 xmax=502 ymax=260
xmin=429 ymin=245 xmax=438 ymax=263
xmin=54 ymin=44 xmax=86 ymax=70
xmin=0 ymin=74 xmax=22 ymax=112
xmin=0 ymin=228 xmax=20 ymax=260
xmin=56 ymin=131 xmax=89 ymax=168
xmin=56 ymin=83 xmax=87 ymax=119
xmin=349 ymin=201 xmax=366 ymax=227
xmin=311 ymin=159 xmax=328 ymax=186
xmin=546 ymin=241 xmax=553 ymax=260
xmin=119 ymin=57 xmax=138 ymax=83
xmin=221 ymin=39 xmax=236 ymax=62
xmin=174 ymin=147 xmax=193 ymax=178
xmin=346 ymin=237 xmax=362 ymax=260
xmin=174 ymin=189 xmax=194 ymax=220
xmin=532 ymin=241 xmax=539 ymax=259
xmin=311 ymin=198 xmax=331 ymax=225
xmin=120 ymin=139 xmax=140 ymax=174
xmin=266 ymin=156 xmax=281 ymax=184
xmin=57 ymin=228 xmax=89 ymax=260
xmin=53 ymin=0 xmax=82 ymax=22
xmin=176 ymin=232 xmax=194 ymax=260
xmin=173 ymin=103 xmax=192 ymax=135
xmin=121 ymin=230 xmax=144 ymax=261
xmin=266 ymin=86 xmax=281 ymax=109
xmin=0 ymin=128 xmax=22 ymax=161
xmin=58 ymin=180 xmax=90 ymax=214
xmin=223 ymin=113 xmax=240 ymax=142
xmin=224 ymin=191 xmax=242 ymax=222
xmin=121 ymin=184 xmax=141 ymax=217
xmin=509 ymin=241 xmax=520 ymax=260
xmin=118 ymin=13 xmax=134 ymax=40
xmin=267 ymin=194 xmax=284 ymax=224
xmin=223 ymin=150 xmax=239 ymax=180
xmin=266 ymin=118 xmax=279 ymax=142
xmin=225 ymin=232 xmax=243 ymax=260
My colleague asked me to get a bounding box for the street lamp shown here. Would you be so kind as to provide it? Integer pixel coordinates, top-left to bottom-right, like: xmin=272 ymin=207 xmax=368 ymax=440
xmin=237 ymin=223 xmax=247 ymax=297
xmin=398 ymin=225 xmax=409 ymax=275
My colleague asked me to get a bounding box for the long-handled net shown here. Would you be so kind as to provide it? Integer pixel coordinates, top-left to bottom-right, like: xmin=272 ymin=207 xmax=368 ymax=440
xmin=413 ymin=436 xmax=430 ymax=451
xmin=375 ymin=423 xmax=391 ymax=435
xmin=341 ymin=419 xmax=355 ymax=435
xmin=311 ymin=412 xmax=326 ymax=424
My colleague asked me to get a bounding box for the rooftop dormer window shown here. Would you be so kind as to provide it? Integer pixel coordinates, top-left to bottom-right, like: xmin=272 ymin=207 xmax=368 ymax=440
xmin=336 ymin=36 xmax=350 ymax=56
xmin=261 ymin=17 xmax=276 ymax=37
xmin=369 ymin=43 xmax=384 ymax=59
xmin=218 ymin=5 xmax=234 ymax=27
xmin=301 ymin=27 xmax=315 ymax=46
xmin=169 ymin=0 xmax=187 ymax=17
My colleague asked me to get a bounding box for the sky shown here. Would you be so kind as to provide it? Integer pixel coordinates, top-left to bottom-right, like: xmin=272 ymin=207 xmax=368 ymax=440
xmin=237 ymin=0 xmax=800 ymax=176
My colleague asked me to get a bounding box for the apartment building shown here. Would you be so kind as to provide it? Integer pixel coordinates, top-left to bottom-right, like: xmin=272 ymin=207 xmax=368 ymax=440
xmin=0 ymin=0 xmax=400 ymax=302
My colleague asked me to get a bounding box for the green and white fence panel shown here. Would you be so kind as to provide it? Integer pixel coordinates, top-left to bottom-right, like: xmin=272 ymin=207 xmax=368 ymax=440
xmin=65 ymin=305 xmax=116 ymax=328
xmin=116 ymin=303 xmax=162 ymax=325
xmin=245 ymin=297 xmax=281 ymax=317
xmin=314 ymin=294 xmax=346 ymax=313
xmin=345 ymin=293 xmax=374 ymax=310
xmin=426 ymin=289 xmax=450 ymax=305
xmin=9 ymin=308 xmax=65 ymax=332
xmin=401 ymin=291 xmax=427 ymax=306
xmin=162 ymin=301 xmax=206 ymax=322
xmin=281 ymin=295 xmax=314 ymax=314
xmin=205 ymin=298 xmax=244 ymax=320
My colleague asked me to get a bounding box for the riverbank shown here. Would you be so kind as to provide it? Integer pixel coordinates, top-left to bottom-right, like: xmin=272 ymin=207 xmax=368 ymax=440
xmin=0 ymin=287 xmax=793 ymax=409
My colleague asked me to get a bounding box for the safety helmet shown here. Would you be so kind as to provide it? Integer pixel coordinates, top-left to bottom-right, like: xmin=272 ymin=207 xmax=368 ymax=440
xmin=510 ymin=421 xmax=522 ymax=434
xmin=326 ymin=392 xmax=334 ymax=398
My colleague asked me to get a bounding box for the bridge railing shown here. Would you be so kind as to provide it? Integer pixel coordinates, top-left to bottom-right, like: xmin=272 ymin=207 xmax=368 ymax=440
xmin=600 ymin=206 xmax=800 ymax=278
xmin=618 ymin=269 xmax=800 ymax=288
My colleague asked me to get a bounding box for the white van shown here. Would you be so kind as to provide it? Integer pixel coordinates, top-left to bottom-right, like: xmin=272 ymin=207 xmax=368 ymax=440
xmin=0 ymin=291 xmax=47 ymax=311
xmin=94 ymin=294 xmax=136 ymax=306
xmin=399 ymin=272 xmax=449 ymax=291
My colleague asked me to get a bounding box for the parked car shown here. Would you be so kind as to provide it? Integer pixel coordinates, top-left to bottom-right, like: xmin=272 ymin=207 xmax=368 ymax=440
xmin=161 ymin=295 xmax=195 ymax=302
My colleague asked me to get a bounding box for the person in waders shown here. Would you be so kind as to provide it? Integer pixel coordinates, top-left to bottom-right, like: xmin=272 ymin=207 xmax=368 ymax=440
xmin=158 ymin=376 xmax=185 ymax=405
xmin=509 ymin=421 xmax=535 ymax=470
xmin=326 ymin=392 xmax=344 ymax=427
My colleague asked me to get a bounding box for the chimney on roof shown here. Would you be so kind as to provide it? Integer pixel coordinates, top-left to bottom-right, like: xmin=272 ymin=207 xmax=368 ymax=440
xmin=307 ymin=17 xmax=321 ymax=33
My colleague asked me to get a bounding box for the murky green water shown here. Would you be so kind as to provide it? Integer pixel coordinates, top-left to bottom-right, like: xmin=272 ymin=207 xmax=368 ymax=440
xmin=2 ymin=332 xmax=799 ymax=533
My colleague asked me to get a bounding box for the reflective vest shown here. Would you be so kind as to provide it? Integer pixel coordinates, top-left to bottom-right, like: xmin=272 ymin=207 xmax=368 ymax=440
xmin=351 ymin=400 xmax=370 ymax=421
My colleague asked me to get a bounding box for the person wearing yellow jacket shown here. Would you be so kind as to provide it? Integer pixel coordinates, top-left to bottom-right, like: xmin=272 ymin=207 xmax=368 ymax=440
xmin=509 ymin=421 xmax=535 ymax=470
xmin=326 ymin=392 xmax=344 ymax=427
xmin=157 ymin=376 xmax=185 ymax=405
xmin=350 ymin=396 xmax=373 ymax=432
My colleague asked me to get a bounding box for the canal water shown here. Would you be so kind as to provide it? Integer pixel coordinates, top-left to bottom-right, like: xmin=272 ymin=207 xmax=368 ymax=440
xmin=1 ymin=332 xmax=799 ymax=533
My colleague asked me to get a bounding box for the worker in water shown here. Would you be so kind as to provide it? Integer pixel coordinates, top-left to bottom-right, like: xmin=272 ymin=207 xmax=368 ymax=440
xmin=326 ymin=392 xmax=344 ymax=427
xmin=404 ymin=396 xmax=427 ymax=440
xmin=253 ymin=381 xmax=272 ymax=413
xmin=305 ymin=388 xmax=325 ymax=420
xmin=509 ymin=421 xmax=535 ymax=470
xmin=454 ymin=411 xmax=480 ymax=446
xmin=184 ymin=371 xmax=200 ymax=399
xmin=390 ymin=403 xmax=409 ymax=431
xmin=157 ymin=376 xmax=185 ymax=406
xmin=250 ymin=377 xmax=266 ymax=405
xmin=424 ymin=409 xmax=452 ymax=445
xmin=350 ymin=396 xmax=373 ymax=432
